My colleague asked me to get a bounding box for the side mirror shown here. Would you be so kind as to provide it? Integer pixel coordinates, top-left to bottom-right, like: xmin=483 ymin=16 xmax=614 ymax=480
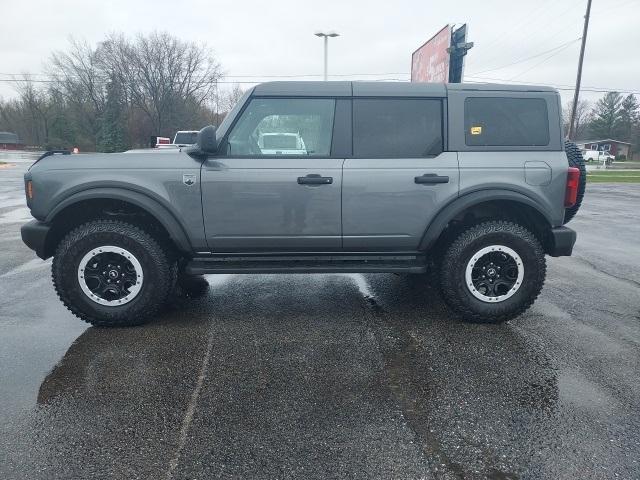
xmin=195 ymin=125 xmax=217 ymax=155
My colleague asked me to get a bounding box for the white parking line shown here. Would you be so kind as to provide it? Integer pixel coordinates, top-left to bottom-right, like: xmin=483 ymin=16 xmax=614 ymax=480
xmin=164 ymin=334 xmax=215 ymax=479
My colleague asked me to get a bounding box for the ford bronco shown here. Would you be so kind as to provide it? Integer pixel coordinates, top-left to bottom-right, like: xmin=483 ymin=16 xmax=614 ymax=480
xmin=21 ymin=81 xmax=586 ymax=327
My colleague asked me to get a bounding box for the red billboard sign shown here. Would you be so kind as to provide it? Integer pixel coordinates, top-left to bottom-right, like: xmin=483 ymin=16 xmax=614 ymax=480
xmin=411 ymin=25 xmax=451 ymax=83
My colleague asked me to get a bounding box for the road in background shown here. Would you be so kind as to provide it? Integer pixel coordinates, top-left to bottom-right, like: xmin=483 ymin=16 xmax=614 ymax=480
xmin=0 ymin=160 xmax=638 ymax=479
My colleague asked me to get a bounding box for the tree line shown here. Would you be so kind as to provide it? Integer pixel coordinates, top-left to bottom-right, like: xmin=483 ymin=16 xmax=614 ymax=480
xmin=564 ymin=92 xmax=639 ymax=157
xmin=0 ymin=32 xmax=244 ymax=152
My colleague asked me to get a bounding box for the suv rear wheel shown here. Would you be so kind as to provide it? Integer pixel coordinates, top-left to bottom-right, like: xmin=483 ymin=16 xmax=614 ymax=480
xmin=52 ymin=220 xmax=175 ymax=327
xmin=439 ymin=221 xmax=546 ymax=323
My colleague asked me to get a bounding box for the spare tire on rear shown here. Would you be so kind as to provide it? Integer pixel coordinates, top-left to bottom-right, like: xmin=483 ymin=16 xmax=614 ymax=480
xmin=564 ymin=140 xmax=586 ymax=223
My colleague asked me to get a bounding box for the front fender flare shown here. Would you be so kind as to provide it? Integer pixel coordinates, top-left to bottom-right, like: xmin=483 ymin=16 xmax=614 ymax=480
xmin=418 ymin=189 xmax=552 ymax=250
xmin=46 ymin=187 xmax=192 ymax=253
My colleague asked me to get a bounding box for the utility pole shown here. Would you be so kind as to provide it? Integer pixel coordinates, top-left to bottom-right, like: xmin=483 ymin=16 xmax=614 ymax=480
xmin=314 ymin=32 xmax=340 ymax=81
xmin=568 ymin=0 xmax=592 ymax=140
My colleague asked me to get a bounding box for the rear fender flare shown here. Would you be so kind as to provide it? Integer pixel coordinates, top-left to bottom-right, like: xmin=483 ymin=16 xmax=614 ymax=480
xmin=418 ymin=189 xmax=552 ymax=250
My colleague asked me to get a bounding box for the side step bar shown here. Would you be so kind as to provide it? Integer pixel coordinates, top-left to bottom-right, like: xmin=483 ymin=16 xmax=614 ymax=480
xmin=185 ymin=253 xmax=427 ymax=275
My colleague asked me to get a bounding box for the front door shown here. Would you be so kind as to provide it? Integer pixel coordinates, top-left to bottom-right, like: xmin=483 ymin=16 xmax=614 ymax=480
xmin=201 ymin=97 xmax=342 ymax=252
xmin=342 ymin=97 xmax=459 ymax=250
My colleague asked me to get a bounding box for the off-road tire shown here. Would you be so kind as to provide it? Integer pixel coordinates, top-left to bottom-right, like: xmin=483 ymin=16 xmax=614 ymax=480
xmin=52 ymin=220 xmax=174 ymax=327
xmin=564 ymin=140 xmax=586 ymax=223
xmin=439 ymin=221 xmax=546 ymax=323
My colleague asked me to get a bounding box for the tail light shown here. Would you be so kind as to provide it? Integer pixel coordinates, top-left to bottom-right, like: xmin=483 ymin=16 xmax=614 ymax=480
xmin=565 ymin=167 xmax=580 ymax=207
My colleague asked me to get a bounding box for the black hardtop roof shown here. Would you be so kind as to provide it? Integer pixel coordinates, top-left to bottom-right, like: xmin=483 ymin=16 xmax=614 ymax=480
xmin=251 ymin=81 xmax=557 ymax=97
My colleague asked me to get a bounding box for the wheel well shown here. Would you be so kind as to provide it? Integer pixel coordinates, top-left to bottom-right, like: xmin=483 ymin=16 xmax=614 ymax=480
xmin=431 ymin=200 xmax=553 ymax=256
xmin=45 ymin=199 xmax=177 ymax=258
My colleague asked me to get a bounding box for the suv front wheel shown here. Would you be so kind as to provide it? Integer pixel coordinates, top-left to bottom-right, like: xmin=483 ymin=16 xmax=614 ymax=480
xmin=439 ymin=221 xmax=546 ymax=323
xmin=52 ymin=220 xmax=176 ymax=327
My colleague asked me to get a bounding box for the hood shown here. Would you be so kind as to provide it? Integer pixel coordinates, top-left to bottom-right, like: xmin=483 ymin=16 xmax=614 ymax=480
xmin=29 ymin=148 xmax=191 ymax=173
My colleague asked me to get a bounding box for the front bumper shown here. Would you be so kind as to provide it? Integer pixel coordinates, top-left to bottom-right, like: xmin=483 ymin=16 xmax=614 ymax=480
xmin=21 ymin=220 xmax=51 ymax=259
xmin=548 ymin=226 xmax=576 ymax=257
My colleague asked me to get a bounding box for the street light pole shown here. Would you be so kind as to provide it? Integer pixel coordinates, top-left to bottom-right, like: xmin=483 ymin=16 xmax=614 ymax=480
xmin=323 ymin=35 xmax=328 ymax=81
xmin=315 ymin=32 xmax=339 ymax=81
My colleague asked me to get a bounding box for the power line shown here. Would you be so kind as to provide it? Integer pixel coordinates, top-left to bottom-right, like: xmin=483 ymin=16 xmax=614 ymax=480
xmin=464 ymin=77 xmax=640 ymax=95
xmin=508 ymin=41 xmax=580 ymax=80
xmin=466 ymin=0 xmax=558 ymax=58
xmin=463 ymin=74 xmax=633 ymax=92
xmin=0 ymin=78 xmax=258 ymax=84
xmin=2 ymin=74 xmax=637 ymax=95
xmin=0 ymin=71 xmax=410 ymax=79
xmin=467 ymin=0 xmax=585 ymax=70
xmin=467 ymin=37 xmax=582 ymax=76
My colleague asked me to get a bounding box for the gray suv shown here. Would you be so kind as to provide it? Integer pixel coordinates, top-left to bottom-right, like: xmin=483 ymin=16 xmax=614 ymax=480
xmin=21 ymin=81 xmax=584 ymax=327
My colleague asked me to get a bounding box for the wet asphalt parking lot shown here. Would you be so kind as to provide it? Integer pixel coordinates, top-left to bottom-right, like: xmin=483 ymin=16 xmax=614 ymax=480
xmin=0 ymin=156 xmax=639 ymax=479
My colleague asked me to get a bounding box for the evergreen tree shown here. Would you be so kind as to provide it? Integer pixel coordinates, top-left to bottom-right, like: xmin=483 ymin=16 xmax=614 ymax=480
xmin=618 ymin=94 xmax=639 ymax=143
xmin=588 ymin=92 xmax=623 ymax=139
xmin=97 ymin=76 xmax=127 ymax=153
xmin=47 ymin=90 xmax=76 ymax=149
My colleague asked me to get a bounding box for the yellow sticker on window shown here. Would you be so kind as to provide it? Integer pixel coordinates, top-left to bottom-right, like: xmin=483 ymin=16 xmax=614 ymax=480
xmin=470 ymin=126 xmax=482 ymax=135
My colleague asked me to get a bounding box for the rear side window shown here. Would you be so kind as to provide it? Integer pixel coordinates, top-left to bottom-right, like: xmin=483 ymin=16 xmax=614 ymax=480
xmin=465 ymin=97 xmax=549 ymax=147
xmin=353 ymin=99 xmax=443 ymax=157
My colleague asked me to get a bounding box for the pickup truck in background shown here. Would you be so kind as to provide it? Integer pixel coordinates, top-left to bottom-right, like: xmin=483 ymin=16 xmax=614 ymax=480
xmin=582 ymin=148 xmax=614 ymax=165
xmin=173 ymin=131 xmax=199 ymax=146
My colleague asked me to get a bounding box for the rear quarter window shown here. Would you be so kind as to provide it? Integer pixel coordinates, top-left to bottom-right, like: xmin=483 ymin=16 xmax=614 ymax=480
xmin=464 ymin=97 xmax=549 ymax=147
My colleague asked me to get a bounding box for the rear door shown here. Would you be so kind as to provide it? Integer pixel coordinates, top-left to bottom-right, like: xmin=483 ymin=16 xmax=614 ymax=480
xmin=201 ymin=96 xmax=344 ymax=252
xmin=342 ymin=97 xmax=459 ymax=250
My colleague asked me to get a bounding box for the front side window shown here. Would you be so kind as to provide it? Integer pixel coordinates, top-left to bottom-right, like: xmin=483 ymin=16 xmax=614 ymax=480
xmin=353 ymin=99 xmax=443 ymax=157
xmin=465 ymin=97 xmax=550 ymax=147
xmin=226 ymin=98 xmax=335 ymax=156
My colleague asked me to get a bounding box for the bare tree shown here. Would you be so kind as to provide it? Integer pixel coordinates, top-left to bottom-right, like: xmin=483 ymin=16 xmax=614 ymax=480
xmin=563 ymin=99 xmax=591 ymax=140
xmin=98 ymin=32 xmax=222 ymax=135
xmin=222 ymin=84 xmax=245 ymax=112
xmin=49 ymin=38 xmax=107 ymax=147
xmin=1 ymin=32 xmax=223 ymax=150
xmin=12 ymin=76 xmax=52 ymax=145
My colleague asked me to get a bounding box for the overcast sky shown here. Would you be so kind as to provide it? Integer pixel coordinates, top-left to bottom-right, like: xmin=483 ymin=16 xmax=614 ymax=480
xmin=1 ymin=0 xmax=638 ymax=105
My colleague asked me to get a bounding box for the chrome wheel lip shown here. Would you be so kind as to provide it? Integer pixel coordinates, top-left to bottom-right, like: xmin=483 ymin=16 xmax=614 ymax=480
xmin=77 ymin=246 xmax=144 ymax=306
xmin=465 ymin=245 xmax=524 ymax=303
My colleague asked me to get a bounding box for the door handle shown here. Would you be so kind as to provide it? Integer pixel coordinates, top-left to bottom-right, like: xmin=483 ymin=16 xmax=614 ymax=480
xmin=414 ymin=174 xmax=449 ymax=184
xmin=298 ymin=174 xmax=333 ymax=185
